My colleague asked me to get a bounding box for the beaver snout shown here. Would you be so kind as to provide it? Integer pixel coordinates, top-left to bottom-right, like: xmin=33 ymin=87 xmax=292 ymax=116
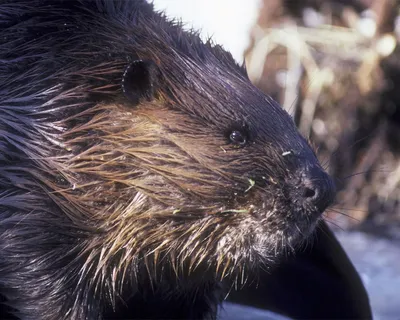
xmin=289 ymin=166 xmax=336 ymax=215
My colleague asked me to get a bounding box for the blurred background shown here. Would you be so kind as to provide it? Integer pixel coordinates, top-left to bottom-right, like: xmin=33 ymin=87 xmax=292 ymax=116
xmin=151 ymin=1 xmax=400 ymax=318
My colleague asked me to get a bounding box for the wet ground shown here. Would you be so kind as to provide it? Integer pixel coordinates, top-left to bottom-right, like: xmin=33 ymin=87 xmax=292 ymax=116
xmin=336 ymin=232 xmax=400 ymax=320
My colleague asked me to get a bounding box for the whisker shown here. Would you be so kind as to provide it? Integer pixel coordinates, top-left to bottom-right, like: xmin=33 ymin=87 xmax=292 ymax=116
xmin=331 ymin=207 xmax=368 ymax=213
xmin=321 ymin=132 xmax=376 ymax=169
xmin=315 ymin=221 xmax=338 ymax=240
xmin=322 ymin=217 xmax=346 ymax=231
xmin=341 ymin=169 xmax=391 ymax=180
xmin=326 ymin=208 xmax=361 ymax=222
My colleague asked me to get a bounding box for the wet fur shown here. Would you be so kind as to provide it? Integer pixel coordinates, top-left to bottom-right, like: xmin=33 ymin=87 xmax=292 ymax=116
xmin=1 ymin=1 xmax=332 ymax=319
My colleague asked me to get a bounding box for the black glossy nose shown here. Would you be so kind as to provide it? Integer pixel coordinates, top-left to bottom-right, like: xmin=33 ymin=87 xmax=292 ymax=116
xmin=292 ymin=166 xmax=336 ymax=214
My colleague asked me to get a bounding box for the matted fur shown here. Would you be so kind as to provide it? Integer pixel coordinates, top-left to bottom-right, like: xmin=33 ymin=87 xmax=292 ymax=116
xmin=0 ymin=1 xmax=334 ymax=319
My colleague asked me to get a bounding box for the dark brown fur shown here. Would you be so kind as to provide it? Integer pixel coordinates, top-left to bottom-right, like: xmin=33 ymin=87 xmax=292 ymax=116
xmin=0 ymin=1 xmax=335 ymax=319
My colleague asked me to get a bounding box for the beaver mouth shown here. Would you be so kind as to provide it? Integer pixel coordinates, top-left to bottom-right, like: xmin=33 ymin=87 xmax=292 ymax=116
xmin=212 ymin=167 xmax=336 ymax=228
xmin=209 ymin=198 xmax=321 ymax=225
xmin=204 ymin=190 xmax=325 ymax=238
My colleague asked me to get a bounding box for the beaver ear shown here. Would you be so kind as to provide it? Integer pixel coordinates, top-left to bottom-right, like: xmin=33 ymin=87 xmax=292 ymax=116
xmin=122 ymin=60 xmax=161 ymax=105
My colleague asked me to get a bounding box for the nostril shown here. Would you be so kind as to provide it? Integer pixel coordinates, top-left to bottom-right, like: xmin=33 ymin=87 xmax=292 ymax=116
xmin=291 ymin=166 xmax=336 ymax=214
xmin=303 ymin=187 xmax=316 ymax=199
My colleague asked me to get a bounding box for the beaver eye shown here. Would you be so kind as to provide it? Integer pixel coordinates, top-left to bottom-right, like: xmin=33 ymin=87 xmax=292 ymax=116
xmin=229 ymin=130 xmax=247 ymax=146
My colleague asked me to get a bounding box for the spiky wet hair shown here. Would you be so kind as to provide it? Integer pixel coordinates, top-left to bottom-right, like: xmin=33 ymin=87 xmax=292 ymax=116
xmin=0 ymin=0 xmax=334 ymax=319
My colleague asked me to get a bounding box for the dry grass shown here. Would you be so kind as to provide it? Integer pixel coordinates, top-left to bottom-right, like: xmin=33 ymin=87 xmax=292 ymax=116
xmin=245 ymin=0 xmax=400 ymax=235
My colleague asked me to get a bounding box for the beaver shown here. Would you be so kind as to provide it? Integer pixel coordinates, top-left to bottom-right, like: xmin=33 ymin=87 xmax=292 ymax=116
xmin=0 ymin=0 xmax=366 ymax=319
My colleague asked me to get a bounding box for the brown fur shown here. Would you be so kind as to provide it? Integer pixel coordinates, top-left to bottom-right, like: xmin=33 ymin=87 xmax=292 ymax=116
xmin=0 ymin=1 xmax=335 ymax=319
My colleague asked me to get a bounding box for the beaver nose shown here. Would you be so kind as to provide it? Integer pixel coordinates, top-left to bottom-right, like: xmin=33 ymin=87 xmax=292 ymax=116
xmin=292 ymin=166 xmax=336 ymax=214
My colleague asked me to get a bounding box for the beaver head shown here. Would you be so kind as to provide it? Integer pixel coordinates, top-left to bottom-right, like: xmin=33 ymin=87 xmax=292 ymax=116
xmin=0 ymin=0 xmax=335 ymax=318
